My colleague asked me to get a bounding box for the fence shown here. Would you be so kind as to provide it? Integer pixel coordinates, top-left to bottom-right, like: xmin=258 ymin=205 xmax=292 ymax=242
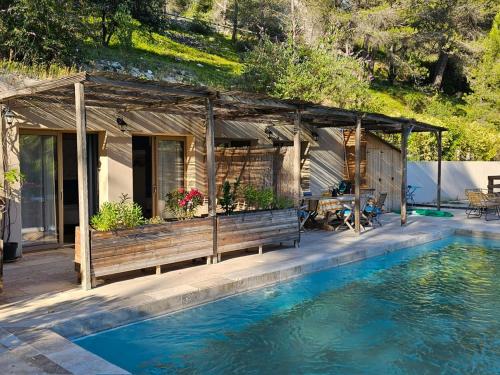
xmin=408 ymin=161 xmax=500 ymax=203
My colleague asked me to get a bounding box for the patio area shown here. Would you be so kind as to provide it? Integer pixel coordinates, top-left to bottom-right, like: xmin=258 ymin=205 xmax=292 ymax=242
xmin=1 ymin=211 xmax=499 ymax=340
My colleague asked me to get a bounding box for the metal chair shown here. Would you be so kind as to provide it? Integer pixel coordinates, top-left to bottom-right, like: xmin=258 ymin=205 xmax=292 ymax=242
xmin=363 ymin=192 xmax=387 ymax=227
xmin=465 ymin=190 xmax=500 ymax=221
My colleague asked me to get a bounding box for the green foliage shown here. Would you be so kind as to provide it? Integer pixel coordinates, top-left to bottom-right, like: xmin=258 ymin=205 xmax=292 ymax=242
xmin=90 ymin=194 xmax=145 ymax=231
xmin=146 ymin=216 xmax=164 ymax=225
xmin=219 ymin=180 xmax=240 ymax=215
xmin=273 ymin=195 xmax=294 ymax=209
xmin=241 ymin=38 xmax=372 ymax=109
xmin=2 ymin=169 xmax=24 ymax=186
xmin=0 ymin=0 xmax=84 ymax=66
xmin=242 ymin=185 xmax=277 ymax=210
xmin=466 ymin=12 xmax=500 ymax=130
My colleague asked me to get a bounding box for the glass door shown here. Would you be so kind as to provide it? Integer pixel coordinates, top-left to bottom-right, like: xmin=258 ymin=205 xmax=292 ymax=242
xmin=155 ymin=138 xmax=185 ymax=218
xmin=20 ymin=134 xmax=59 ymax=246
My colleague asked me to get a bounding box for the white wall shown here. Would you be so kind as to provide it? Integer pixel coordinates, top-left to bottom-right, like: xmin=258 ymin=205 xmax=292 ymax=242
xmin=408 ymin=161 xmax=500 ymax=203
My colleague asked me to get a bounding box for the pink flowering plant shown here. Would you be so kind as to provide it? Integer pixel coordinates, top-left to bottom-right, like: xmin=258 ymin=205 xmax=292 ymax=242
xmin=165 ymin=187 xmax=204 ymax=220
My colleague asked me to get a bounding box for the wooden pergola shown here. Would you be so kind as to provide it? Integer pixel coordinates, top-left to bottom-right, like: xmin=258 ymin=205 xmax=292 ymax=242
xmin=0 ymin=72 xmax=446 ymax=290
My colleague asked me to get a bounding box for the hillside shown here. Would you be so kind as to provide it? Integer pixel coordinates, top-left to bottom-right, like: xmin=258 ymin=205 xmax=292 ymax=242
xmin=0 ymin=9 xmax=498 ymax=161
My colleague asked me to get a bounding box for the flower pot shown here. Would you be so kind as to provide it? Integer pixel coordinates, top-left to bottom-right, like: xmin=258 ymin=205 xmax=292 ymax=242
xmin=3 ymin=242 xmax=19 ymax=262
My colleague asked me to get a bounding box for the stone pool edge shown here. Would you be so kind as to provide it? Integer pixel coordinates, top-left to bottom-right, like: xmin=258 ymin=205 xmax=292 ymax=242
xmin=58 ymin=227 xmax=457 ymax=340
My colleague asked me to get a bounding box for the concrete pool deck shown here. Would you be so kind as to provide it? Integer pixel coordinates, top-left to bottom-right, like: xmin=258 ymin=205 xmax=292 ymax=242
xmin=0 ymin=211 xmax=499 ymax=374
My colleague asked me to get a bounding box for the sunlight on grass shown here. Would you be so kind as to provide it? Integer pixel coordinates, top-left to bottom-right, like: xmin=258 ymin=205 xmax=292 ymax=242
xmin=0 ymin=60 xmax=77 ymax=79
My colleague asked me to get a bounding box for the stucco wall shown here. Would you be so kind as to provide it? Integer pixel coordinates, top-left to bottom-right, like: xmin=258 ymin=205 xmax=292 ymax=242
xmin=408 ymin=161 xmax=500 ymax=203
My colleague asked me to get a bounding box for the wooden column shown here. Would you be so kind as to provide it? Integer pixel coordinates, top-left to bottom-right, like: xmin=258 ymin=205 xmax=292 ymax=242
xmin=354 ymin=117 xmax=362 ymax=234
xmin=75 ymin=82 xmax=91 ymax=290
xmin=293 ymin=110 xmax=301 ymax=206
xmin=400 ymin=124 xmax=409 ymax=226
xmin=205 ymin=97 xmax=217 ymax=263
xmin=436 ymin=130 xmax=442 ymax=211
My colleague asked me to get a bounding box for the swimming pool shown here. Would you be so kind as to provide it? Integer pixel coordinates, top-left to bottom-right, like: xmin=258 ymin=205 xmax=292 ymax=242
xmin=76 ymin=236 xmax=500 ymax=374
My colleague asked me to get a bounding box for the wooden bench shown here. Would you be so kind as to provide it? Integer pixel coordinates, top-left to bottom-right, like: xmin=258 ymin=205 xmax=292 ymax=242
xmin=75 ymin=217 xmax=214 ymax=286
xmin=216 ymin=208 xmax=300 ymax=259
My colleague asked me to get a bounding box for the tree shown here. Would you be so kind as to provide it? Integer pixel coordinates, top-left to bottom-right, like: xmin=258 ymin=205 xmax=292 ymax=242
xmin=241 ymin=38 xmax=371 ymax=109
xmin=407 ymin=0 xmax=497 ymax=90
xmin=466 ymin=12 xmax=500 ymax=129
xmin=0 ymin=0 xmax=84 ymax=65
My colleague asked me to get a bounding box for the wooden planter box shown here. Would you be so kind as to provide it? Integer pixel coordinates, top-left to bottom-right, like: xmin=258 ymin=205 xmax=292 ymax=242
xmin=216 ymin=208 xmax=299 ymax=257
xmin=75 ymin=217 xmax=214 ymax=286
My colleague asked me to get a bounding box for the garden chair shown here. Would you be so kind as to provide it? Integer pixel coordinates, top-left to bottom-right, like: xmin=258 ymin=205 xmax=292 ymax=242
xmin=363 ymin=192 xmax=387 ymax=227
xmin=298 ymin=199 xmax=319 ymax=230
xmin=465 ymin=190 xmax=500 ymax=221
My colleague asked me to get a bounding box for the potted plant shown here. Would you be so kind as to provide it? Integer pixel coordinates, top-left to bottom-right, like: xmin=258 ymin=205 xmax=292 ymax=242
xmin=1 ymin=169 xmax=24 ymax=262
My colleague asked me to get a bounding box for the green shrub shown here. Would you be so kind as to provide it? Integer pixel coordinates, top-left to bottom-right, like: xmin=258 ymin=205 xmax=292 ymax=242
xmin=403 ymin=92 xmax=427 ymax=113
xmin=242 ymin=185 xmax=277 ymax=210
xmin=219 ymin=180 xmax=240 ymax=215
xmin=273 ymin=195 xmax=294 ymax=209
xmin=90 ymin=195 xmax=145 ymax=231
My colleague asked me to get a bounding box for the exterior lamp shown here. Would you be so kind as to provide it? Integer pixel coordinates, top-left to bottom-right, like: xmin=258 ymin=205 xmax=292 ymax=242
xmin=264 ymin=126 xmax=274 ymax=139
xmin=3 ymin=108 xmax=14 ymax=125
xmin=312 ymin=132 xmax=319 ymax=142
xmin=116 ymin=116 xmax=128 ymax=132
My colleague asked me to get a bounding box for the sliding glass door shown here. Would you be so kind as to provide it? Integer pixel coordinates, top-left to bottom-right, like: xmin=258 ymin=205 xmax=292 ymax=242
xmin=155 ymin=139 xmax=185 ymax=218
xmin=20 ymin=134 xmax=58 ymax=246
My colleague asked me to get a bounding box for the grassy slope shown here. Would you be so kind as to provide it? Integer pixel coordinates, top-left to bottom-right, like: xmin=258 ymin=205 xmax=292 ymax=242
xmin=82 ymin=28 xmax=243 ymax=88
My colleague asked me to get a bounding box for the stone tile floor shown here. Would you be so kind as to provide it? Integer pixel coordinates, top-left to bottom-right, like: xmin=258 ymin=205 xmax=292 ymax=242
xmin=0 ymin=210 xmax=498 ymax=374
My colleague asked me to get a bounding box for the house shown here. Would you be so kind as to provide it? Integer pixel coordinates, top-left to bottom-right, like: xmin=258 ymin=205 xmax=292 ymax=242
xmin=0 ymin=72 xmax=445 ymax=289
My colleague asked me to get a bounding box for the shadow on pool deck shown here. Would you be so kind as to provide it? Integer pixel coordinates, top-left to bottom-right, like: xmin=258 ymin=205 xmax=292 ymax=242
xmin=0 ymin=210 xmax=498 ymax=340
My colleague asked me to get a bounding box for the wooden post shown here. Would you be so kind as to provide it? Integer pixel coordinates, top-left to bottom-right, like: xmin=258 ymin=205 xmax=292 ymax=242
xmin=400 ymin=124 xmax=409 ymax=226
xmin=205 ymin=97 xmax=217 ymax=264
xmin=75 ymin=82 xmax=91 ymax=290
xmin=354 ymin=117 xmax=362 ymax=234
xmin=436 ymin=131 xmax=442 ymax=211
xmin=293 ymin=110 xmax=301 ymax=206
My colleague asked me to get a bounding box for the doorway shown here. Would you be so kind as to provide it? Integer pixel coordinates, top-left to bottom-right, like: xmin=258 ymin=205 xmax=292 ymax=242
xmin=19 ymin=132 xmax=98 ymax=248
xmin=62 ymin=133 xmax=98 ymax=243
xmin=132 ymin=136 xmax=185 ymax=219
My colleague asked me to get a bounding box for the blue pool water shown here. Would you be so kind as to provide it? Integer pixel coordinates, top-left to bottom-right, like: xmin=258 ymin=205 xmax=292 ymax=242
xmin=76 ymin=236 xmax=500 ymax=374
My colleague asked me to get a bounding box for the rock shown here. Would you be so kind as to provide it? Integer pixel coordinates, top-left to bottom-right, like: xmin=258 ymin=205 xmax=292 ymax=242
xmin=110 ymin=61 xmax=123 ymax=72
xmin=130 ymin=67 xmax=141 ymax=77
xmin=196 ymin=63 xmax=204 ymax=68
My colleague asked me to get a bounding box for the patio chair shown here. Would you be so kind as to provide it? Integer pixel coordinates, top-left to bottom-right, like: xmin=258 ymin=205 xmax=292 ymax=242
xmin=363 ymin=192 xmax=387 ymax=227
xmin=465 ymin=190 xmax=500 ymax=221
xmin=298 ymin=199 xmax=319 ymax=230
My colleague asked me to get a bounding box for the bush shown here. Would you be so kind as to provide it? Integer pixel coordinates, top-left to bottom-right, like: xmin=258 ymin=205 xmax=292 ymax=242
xmin=165 ymin=187 xmax=204 ymax=220
xmin=90 ymin=195 xmax=145 ymax=231
xmin=219 ymin=180 xmax=240 ymax=215
xmin=242 ymin=185 xmax=285 ymax=210
xmin=273 ymin=195 xmax=294 ymax=209
xmin=403 ymin=92 xmax=427 ymax=113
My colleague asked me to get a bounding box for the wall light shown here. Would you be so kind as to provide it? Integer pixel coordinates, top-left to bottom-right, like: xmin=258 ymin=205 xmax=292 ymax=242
xmin=312 ymin=132 xmax=319 ymax=142
xmin=116 ymin=116 xmax=128 ymax=132
xmin=2 ymin=108 xmax=14 ymax=125
xmin=264 ymin=126 xmax=274 ymax=140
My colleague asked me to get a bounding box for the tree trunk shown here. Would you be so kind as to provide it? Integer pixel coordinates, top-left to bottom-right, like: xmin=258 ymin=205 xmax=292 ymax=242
xmin=432 ymin=50 xmax=448 ymax=89
xmin=101 ymin=11 xmax=108 ymax=47
xmin=388 ymin=44 xmax=397 ymax=83
xmin=231 ymin=0 xmax=238 ymax=42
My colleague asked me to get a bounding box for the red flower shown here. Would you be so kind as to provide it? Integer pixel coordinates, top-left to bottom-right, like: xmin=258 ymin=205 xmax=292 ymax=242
xmin=178 ymin=187 xmax=185 ymax=194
